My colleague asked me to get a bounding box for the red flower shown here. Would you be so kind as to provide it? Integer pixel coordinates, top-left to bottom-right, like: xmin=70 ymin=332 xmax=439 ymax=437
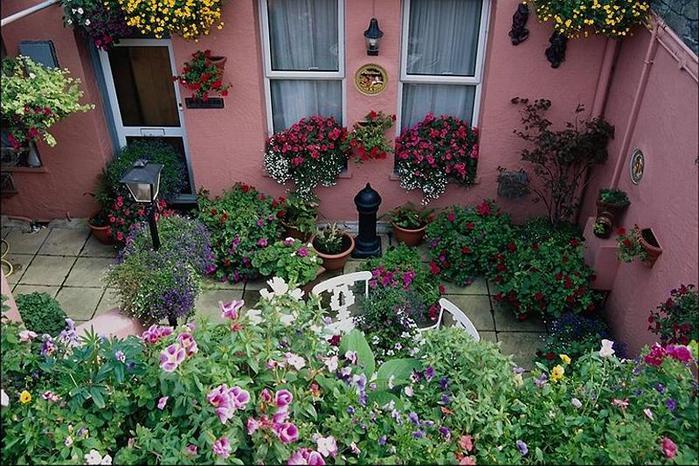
xmin=240 ymin=184 xmax=250 ymax=193
xmin=465 ymin=222 xmax=474 ymax=231
xmin=429 ymin=262 xmax=441 ymax=275
xmin=534 ymin=292 xmax=544 ymax=301
xmin=616 ymin=227 xmax=626 ymax=235
xmin=507 ymin=242 xmax=517 ymax=252
xmin=328 ymin=334 xmax=341 ymax=346
xmin=448 ymin=211 xmax=456 ymax=223
xmin=461 ymin=246 xmax=472 ymax=254
xmin=475 ymin=200 xmax=491 ymax=216
xmin=439 ymin=284 xmax=446 ymax=294
xmin=569 ymin=239 xmax=580 ymax=247
xmin=545 ymin=351 xmax=555 ymax=360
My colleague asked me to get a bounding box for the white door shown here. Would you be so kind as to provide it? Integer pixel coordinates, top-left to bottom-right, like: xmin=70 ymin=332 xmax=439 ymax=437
xmin=98 ymin=39 xmax=195 ymax=200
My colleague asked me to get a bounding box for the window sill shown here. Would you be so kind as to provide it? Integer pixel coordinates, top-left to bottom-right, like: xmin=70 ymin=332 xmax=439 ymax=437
xmin=389 ymin=172 xmax=481 ymax=185
xmin=1 ymin=166 xmax=48 ymax=173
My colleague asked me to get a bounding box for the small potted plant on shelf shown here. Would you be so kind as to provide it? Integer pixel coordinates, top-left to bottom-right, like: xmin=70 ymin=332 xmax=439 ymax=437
xmin=311 ymin=223 xmax=354 ymax=271
xmin=384 ymin=202 xmax=434 ymax=246
xmin=281 ymin=192 xmax=319 ymax=241
xmin=344 ymin=110 xmax=395 ymax=163
xmin=175 ymin=50 xmax=231 ymax=107
xmin=596 ymin=188 xmax=630 ymax=225
xmin=592 ymin=213 xmax=613 ymax=239
xmin=616 ymin=225 xmax=662 ymax=267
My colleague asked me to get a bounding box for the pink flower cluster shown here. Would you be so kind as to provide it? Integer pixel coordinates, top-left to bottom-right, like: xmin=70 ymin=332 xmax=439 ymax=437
xmin=213 ymin=436 xmax=231 ymax=458
xmin=368 ymin=267 xmax=416 ymax=290
xmin=207 ymin=384 xmax=251 ymax=424
xmin=141 ymin=325 xmax=174 ymax=344
xmin=394 ymin=113 xmax=478 ymax=184
xmin=288 ymin=448 xmax=325 ymax=465
xmin=247 ymin=389 xmax=299 ymax=445
xmin=266 ymin=116 xmax=347 ymax=168
xmin=159 ymin=343 xmax=186 ymax=373
xmin=644 ymin=343 xmax=693 ymax=367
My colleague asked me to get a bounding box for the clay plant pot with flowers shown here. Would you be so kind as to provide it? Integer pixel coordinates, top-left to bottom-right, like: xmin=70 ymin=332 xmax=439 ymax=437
xmin=616 ymin=225 xmax=662 ymax=267
xmin=596 ymin=188 xmax=630 ymax=226
xmin=311 ymin=223 xmax=354 ymax=271
xmin=175 ymin=50 xmax=232 ymax=104
xmin=343 ymin=110 xmax=395 ymax=163
xmin=592 ymin=213 xmax=614 ymax=239
xmin=384 ymin=202 xmax=434 ymax=246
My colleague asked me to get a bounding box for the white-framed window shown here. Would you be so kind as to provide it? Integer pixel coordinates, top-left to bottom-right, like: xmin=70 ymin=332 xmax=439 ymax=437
xmin=398 ymin=0 xmax=491 ymax=131
xmin=259 ymin=0 xmax=345 ymax=134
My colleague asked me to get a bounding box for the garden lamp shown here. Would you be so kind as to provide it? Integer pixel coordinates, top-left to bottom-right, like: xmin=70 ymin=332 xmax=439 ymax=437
xmin=120 ymin=159 xmax=163 ymax=250
xmin=364 ymin=18 xmax=383 ymax=56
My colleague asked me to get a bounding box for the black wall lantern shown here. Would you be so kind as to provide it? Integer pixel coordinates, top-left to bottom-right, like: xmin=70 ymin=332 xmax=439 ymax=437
xmin=120 ymin=159 xmax=163 ymax=251
xmin=364 ymin=18 xmax=383 ymax=56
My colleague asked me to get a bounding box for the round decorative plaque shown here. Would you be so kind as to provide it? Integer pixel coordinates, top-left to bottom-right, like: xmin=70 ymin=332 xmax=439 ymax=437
xmin=629 ymin=148 xmax=644 ymax=185
xmin=354 ymin=63 xmax=388 ymax=96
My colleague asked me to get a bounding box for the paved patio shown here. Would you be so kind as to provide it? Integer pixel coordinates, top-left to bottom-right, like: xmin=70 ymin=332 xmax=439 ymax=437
xmin=2 ymin=223 xmax=548 ymax=369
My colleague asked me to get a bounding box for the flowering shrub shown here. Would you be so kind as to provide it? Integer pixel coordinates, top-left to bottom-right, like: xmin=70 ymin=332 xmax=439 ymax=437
xmin=492 ymin=219 xmax=598 ymax=320
xmin=394 ymin=113 xmax=478 ymax=203
xmin=344 ymin=111 xmax=395 ymax=163
xmin=175 ymin=50 xmax=231 ymax=101
xmin=62 ymin=0 xmax=133 ymax=50
xmin=115 ymin=0 xmax=225 ymax=40
xmin=1 ymin=56 xmax=93 ymax=148
xmin=119 ymin=215 xmax=216 ymax=276
xmin=250 ymin=238 xmax=320 ymax=286
xmin=649 ymin=284 xmax=698 ymax=345
xmin=264 ymin=116 xmax=349 ymax=201
xmin=197 ymin=183 xmax=284 ymax=283
xmin=104 ymin=196 xmax=171 ymax=245
xmin=616 ymin=226 xmax=649 ymax=262
xmin=532 ymin=0 xmax=650 ymax=39
xmin=426 ymin=200 xmax=516 ymax=286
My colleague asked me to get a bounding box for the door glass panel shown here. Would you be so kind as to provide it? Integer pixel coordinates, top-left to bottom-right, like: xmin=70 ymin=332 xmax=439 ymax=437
xmin=108 ymin=47 xmax=180 ymax=127
xmin=125 ymin=136 xmax=192 ymax=195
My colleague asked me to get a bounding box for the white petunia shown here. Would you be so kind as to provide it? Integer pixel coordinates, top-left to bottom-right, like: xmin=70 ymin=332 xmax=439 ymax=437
xmin=599 ymin=339 xmax=615 ymax=358
xmin=1 ymin=389 xmax=9 ymax=407
xmin=246 ymin=309 xmax=263 ymax=324
xmin=77 ymin=7 xmax=83 ymax=14
xmin=279 ymin=312 xmax=296 ymax=326
xmin=84 ymin=19 xmax=90 ymax=26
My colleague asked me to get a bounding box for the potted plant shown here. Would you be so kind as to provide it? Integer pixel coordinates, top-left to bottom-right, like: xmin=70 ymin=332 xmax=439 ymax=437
xmin=384 ymin=202 xmax=433 ymax=246
xmin=617 ymin=225 xmax=662 ymax=267
xmin=344 ymin=110 xmax=395 ymax=163
xmin=62 ymin=0 xmax=133 ymax=50
xmin=264 ymin=116 xmax=348 ymax=202
xmin=175 ymin=50 xmax=231 ymax=105
xmin=281 ymin=193 xmax=319 ymax=241
xmin=88 ymin=209 xmax=114 ymax=245
xmin=114 ymin=0 xmax=225 ymax=40
xmin=592 ymin=214 xmax=613 ymax=239
xmin=394 ymin=113 xmax=478 ymax=203
xmin=596 ymin=188 xmax=630 ymax=225
xmin=311 ymin=223 xmax=354 ymax=271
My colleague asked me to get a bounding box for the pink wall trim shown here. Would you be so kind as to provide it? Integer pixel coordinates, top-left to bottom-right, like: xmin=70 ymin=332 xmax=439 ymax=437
xmin=1 ymin=270 xmax=21 ymax=323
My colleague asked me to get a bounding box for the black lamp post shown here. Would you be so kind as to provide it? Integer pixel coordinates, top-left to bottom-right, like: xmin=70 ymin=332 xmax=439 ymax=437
xmin=120 ymin=159 xmax=163 ymax=251
xmin=364 ymin=18 xmax=383 ymax=56
xmin=353 ymin=183 xmax=382 ymax=258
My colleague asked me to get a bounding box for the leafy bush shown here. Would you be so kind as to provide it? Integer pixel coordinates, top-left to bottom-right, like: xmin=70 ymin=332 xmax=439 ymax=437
xmin=426 ymin=200 xmax=516 ymax=285
xmin=395 ymin=113 xmax=478 ymax=203
xmin=197 ymin=183 xmax=284 ymax=283
xmin=15 ymin=292 xmax=67 ymax=337
xmin=119 ymin=215 xmax=216 ymax=276
xmin=598 ymin=188 xmax=630 ymax=206
xmin=649 ymin=284 xmax=698 ymax=345
xmin=281 ymin=192 xmax=319 ymax=238
xmin=384 ymin=202 xmax=433 ymax=230
xmin=250 ymin=238 xmax=320 ymax=286
xmin=492 ymin=219 xmax=598 ymax=319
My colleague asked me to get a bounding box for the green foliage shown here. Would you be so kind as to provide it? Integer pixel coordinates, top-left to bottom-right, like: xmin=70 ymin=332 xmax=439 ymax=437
xmin=15 ymin=292 xmax=67 ymax=337
xmin=197 ymin=183 xmax=283 ymax=283
xmin=98 ymin=139 xmax=186 ymax=208
xmin=250 ymin=238 xmax=320 ymax=286
xmin=598 ymin=188 xmax=630 ymax=206
xmin=384 ymin=202 xmax=433 ymax=230
xmin=536 ymin=312 xmax=617 ymax=367
xmin=344 ymin=110 xmax=395 ymax=163
xmin=616 ymin=225 xmax=649 ymax=263
xmin=649 ymin=284 xmax=698 ymax=345
xmin=312 ymin=223 xmax=347 ymax=255
xmin=280 ymin=192 xmax=319 ymax=237
xmin=0 ymin=319 xmax=47 ymax=404
xmin=426 ymin=200 xmax=516 ymax=285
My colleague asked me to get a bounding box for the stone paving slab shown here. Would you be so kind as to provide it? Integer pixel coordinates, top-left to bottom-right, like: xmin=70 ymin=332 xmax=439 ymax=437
xmin=56 ymin=287 xmax=104 ymax=322
xmin=443 ymin=295 xmax=495 ymax=331
xmin=19 ymin=255 xmax=76 ymax=286
xmin=442 ymin=277 xmax=489 ymax=295
xmin=5 ymin=253 xmax=32 ymax=285
xmin=95 ymin=288 xmax=120 ymax=316
xmin=64 ymin=257 xmax=113 ymax=287
xmin=498 ymin=332 xmax=547 ymax=370
xmin=202 ymin=277 xmax=245 ymax=291
xmin=38 ymin=228 xmax=89 ymax=256
xmin=479 ymin=331 xmax=497 ymax=343
xmin=493 ymin=302 xmax=548 ymax=333
xmin=4 ymin=228 xmax=50 ymax=255
xmin=12 ymin=284 xmax=60 ymax=298
xmin=80 ymin=236 xmax=118 ymax=258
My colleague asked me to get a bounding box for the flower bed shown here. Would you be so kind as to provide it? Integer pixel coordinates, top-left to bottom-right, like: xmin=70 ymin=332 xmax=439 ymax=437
xmin=1 ymin=281 xmax=697 ymax=465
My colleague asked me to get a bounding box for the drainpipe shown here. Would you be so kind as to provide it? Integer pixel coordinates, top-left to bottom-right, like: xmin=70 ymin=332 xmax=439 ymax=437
xmin=610 ymin=21 xmax=660 ymax=188
xmin=1 ymin=0 xmax=60 ymax=27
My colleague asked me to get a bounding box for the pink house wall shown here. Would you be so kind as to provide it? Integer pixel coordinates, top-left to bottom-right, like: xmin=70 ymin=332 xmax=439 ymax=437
xmin=579 ymin=22 xmax=699 ymax=355
xmin=1 ymin=1 xmax=113 ymax=221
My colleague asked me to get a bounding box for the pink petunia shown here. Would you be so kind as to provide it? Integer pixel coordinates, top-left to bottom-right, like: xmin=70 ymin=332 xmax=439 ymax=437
xmin=277 ymin=422 xmax=299 ymax=444
xmin=661 ymin=437 xmax=677 ymax=458
xmin=157 ymin=396 xmax=169 ymax=410
xmin=177 ymin=333 xmax=198 ymax=356
xmin=275 ymin=389 xmax=293 ymax=408
xmin=666 ymin=345 xmax=692 ymax=363
xmin=459 ymin=435 xmax=474 ymax=453
xmin=159 ymin=344 xmax=186 ymax=372
xmin=219 ymin=300 xmax=244 ymax=320
xmin=212 ymin=436 xmax=231 ymax=458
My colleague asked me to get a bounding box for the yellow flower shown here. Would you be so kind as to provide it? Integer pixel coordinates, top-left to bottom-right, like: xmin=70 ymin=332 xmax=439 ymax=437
xmin=551 ymin=365 xmax=565 ymax=382
xmin=19 ymin=390 xmax=32 ymax=404
xmin=560 ymin=354 xmax=571 ymax=365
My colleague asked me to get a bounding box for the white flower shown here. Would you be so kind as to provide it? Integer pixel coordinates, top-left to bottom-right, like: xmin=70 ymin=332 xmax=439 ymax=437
xmin=84 ymin=19 xmax=90 ymax=26
xmin=259 ymin=277 xmax=304 ymax=301
xmin=279 ymin=312 xmax=296 ymax=326
xmin=77 ymin=7 xmax=83 ymax=14
xmin=315 ymin=435 xmax=337 ymax=457
xmin=19 ymin=330 xmax=38 ymax=343
xmin=101 ymin=454 xmax=112 ymax=465
xmin=66 ymin=18 xmax=72 ymax=24
xmin=388 ymin=375 xmax=395 ymax=389
xmin=284 ymin=352 xmax=306 ymax=370
xmin=643 ymin=408 xmax=654 ymax=420
xmin=84 ymin=450 xmax=103 ymax=465
xmin=599 ymin=339 xmax=615 ymax=358
xmin=324 ymin=355 xmax=338 ymax=372
xmin=404 ymin=386 xmax=414 ymax=397
xmin=571 ymin=398 xmax=582 ymax=409
xmin=1 ymin=389 xmax=8 ymax=407
xmin=65 ymin=436 xmax=73 ymax=447
xmin=246 ymin=309 xmax=263 ymax=324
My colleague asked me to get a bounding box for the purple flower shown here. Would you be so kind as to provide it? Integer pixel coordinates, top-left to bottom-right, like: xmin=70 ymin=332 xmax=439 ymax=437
xmin=220 ymin=300 xmax=244 ymax=320
xmin=516 ymin=440 xmax=528 ymax=456
xmin=257 ymin=218 xmax=265 ymax=227
xmin=275 ymin=389 xmax=293 ymax=408
xmin=177 ymin=333 xmax=198 ymax=356
xmin=297 ymin=247 xmax=309 ymax=257
xmin=656 ymin=383 xmax=666 ymax=394
xmin=346 ymin=406 xmax=355 ymax=415
xmin=261 ymin=388 xmax=273 ymax=403
xmin=408 ymin=412 xmax=420 ymax=425
xmin=159 ymin=344 xmax=186 ymax=372
xmin=534 ymin=372 xmax=548 ymax=388
xmin=438 ymin=376 xmax=449 ymax=390
xmin=257 ymin=238 xmax=268 ymax=247
xmin=185 ymin=444 xmax=198 ymax=456
xmin=378 ymin=435 xmax=387 ymax=446
xmin=283 ymin=237 xmax=295 ymax=246
xmin=114 ymin=350 xmax=126 ymax=363
xmin=439 ymin=426 xmax=451 ymax=440
xmin=277 ymin=422 xmax=299 ymax=444
xmin=412 ymin=430 xmax=425 ymax=439
xmin=424 ymin=366 xmax=436 ymax=382
xmin=666 ymin=399 xmax=677 ymax=411
xmin=440 ymin=394 xmax=451 ymax=405
xmin=212 ymin=436 xmax=231 ymax=458
xmin=157 ymin=396 xmax=168 ymax=410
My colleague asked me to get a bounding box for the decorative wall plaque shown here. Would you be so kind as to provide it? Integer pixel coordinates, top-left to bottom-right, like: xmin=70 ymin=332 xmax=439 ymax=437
xmin=354 ymin=63 xmax=388 ymax=96
xmin=629 ymin=148 xmax=644 ymax=184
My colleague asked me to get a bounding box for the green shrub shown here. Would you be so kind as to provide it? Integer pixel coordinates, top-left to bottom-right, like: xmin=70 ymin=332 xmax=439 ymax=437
xmin=649 ymin=284 xmax=698 ymax=345
xmin=15 ymin=292 xmax=67 ymax=336
xmin=426 ymin=200 xmax=515 ymax=285
xmin=250 ymin=238 xmax=320 ymax=286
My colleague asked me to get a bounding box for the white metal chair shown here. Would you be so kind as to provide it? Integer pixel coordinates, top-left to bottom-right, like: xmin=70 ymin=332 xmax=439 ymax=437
xmin=418 ymin=297 xmax=480 ymax=341
xmin=311 ymin=271 xmax=373 ymax=333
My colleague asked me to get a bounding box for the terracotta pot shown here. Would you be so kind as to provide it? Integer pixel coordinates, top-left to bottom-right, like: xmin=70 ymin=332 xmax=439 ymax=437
xmin=311 ymin=234 xmax=355 ymax=271
xmin=639 ymin=227 xmax=662 ymax=267
xmin=285 ymin=225 xmax=308 ymax=241
xmin=205 ymin=56 xmax=227 ymax=70
xmin=89 ymin=221 xmax=114 ymax=245
xmin=592 ymin=215 xmax=613 ymax=239
xmin=392 ymin=223 xmax=427 ymax=246
xmin=596 ymin=199 xmax=629 ymax=225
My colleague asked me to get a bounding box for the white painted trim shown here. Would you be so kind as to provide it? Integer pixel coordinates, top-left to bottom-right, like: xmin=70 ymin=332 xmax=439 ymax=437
xmin=397 ymin=0 xmax=491 ymax=131
xmin=1 ymin=0 xmax=59 ymax=27
xmin=258 ymin=0 xmax=346 ymax=135
xmin=97 ymin=39 xmax=196 ymax=195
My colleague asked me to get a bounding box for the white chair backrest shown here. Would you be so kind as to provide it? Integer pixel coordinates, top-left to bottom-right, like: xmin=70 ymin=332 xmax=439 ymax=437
xmin=438 ymin=297 xmax=480 ymax=341
xmin=311 ymin=271 xmax=373 ymax=323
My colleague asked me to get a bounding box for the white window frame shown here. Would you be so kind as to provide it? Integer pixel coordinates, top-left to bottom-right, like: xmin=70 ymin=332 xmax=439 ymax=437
xmin=396 ymin=0 xmax=491 ymax=133
xmin=259 ymin=0 xmax=346 ymax=135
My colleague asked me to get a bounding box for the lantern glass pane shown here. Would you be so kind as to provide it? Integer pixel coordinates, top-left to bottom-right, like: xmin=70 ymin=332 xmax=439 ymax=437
xmin=127 ymin=182 xmax=152 ymax=203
